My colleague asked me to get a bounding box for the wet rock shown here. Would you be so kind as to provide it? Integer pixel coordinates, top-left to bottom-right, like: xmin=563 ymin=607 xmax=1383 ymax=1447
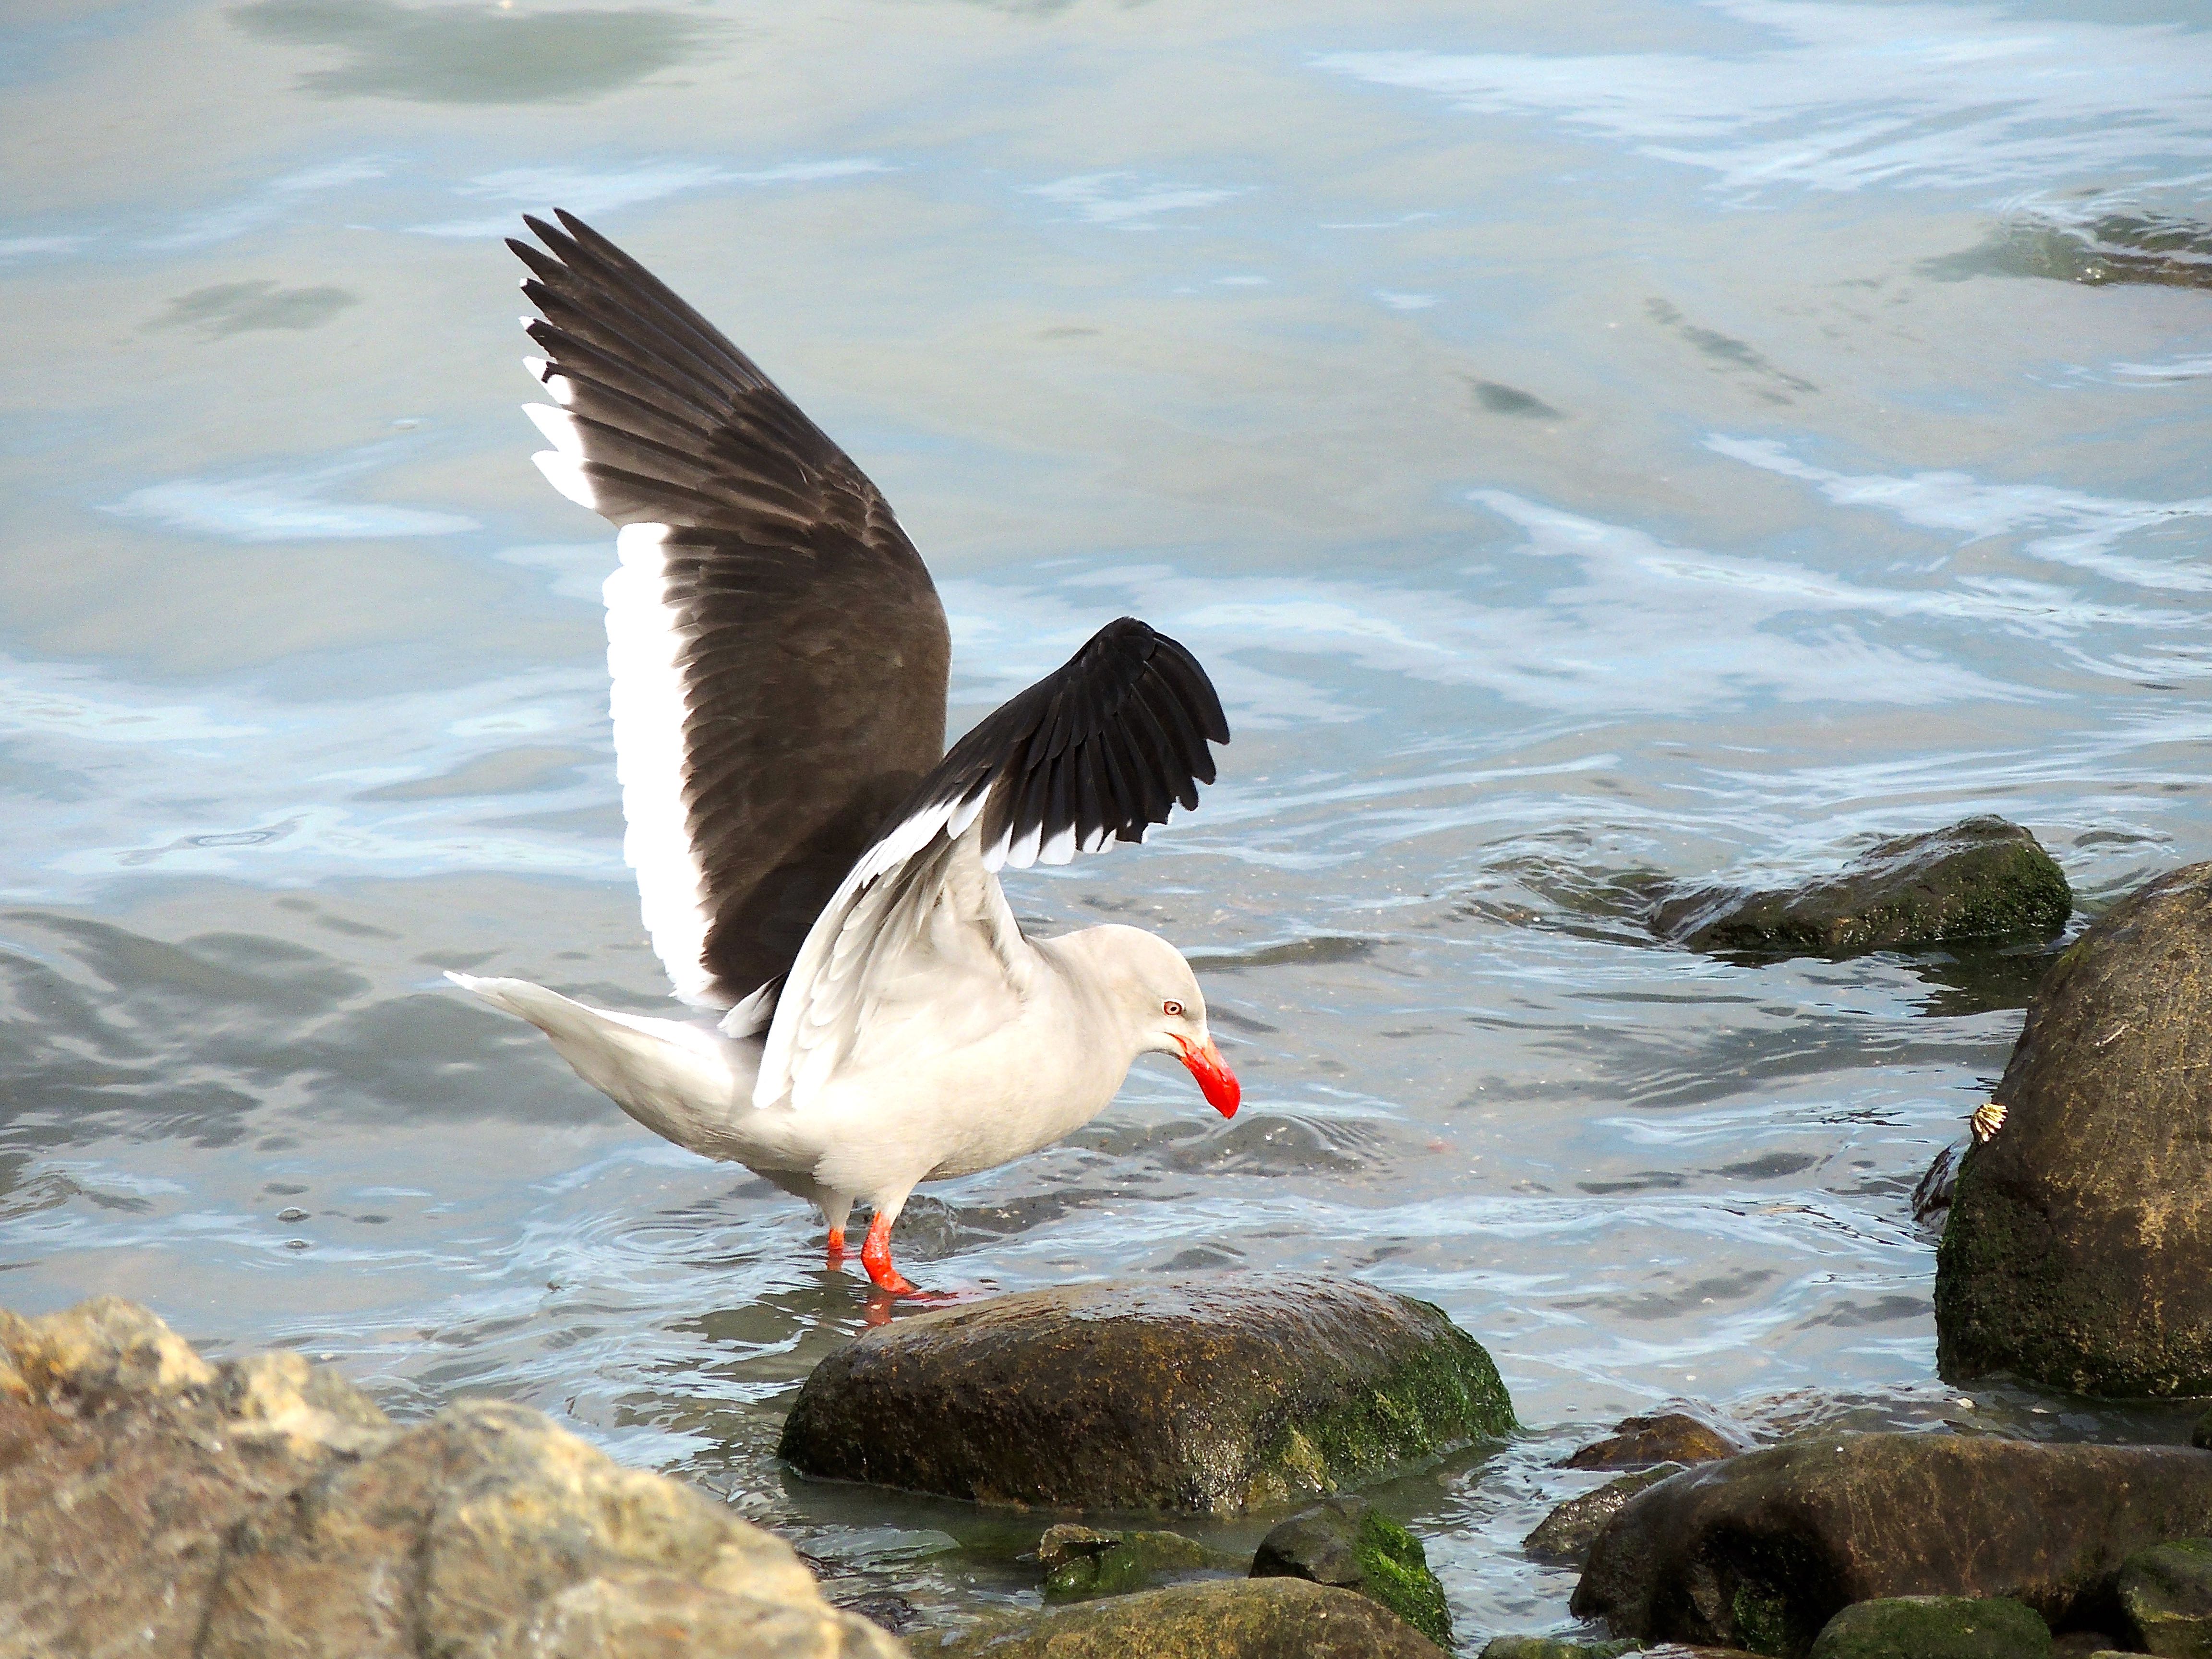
xmin=2196 ymin=1409 xmax=2212 ymax=1453
xmin=912 ymin=1576 xmax=1444 ymax=1656
xmin=1573 ymin=1432 xmax=2212 ymax=1656
xmin=1249 ymin=1494 xmax=1450 ymax=1646
xmin=1936 ymin=864 xmax=2212 ymax=1396
xmin=1927 ymin=211 xmax=2212 ymax=290
xmin=1038 ymin=1523 xmax=1226 ymax=1602
xmin=780 ymin=1274 xmax=1514 ymax=1514
xmin=1912 ymin=1143 xmax=1962 ymax=1228
xmin=1525 ymin=1466 xmax=1687 ymax=1564
xmin=2118 ymin=1538 xmax=2212 ymax=1656
xmin=1651 ymin=817 xmax=2070 ymax=959
xmin=1566 ymin=1411 xmax=1742 ymax=1469
xmin=1806 ymin=1595 xmax=2050 ymax=1658
xmin=0 ymin=1295 xmax=901 ymax=1659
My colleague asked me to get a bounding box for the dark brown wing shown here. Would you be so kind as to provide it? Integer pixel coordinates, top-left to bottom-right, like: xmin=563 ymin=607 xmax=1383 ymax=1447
xmin=510 ymin=210 xmax=949 ymax=1006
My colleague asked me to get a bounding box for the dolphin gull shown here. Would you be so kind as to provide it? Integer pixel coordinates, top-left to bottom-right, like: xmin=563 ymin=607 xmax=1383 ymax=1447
xmin=449 ymin=210 xmax=1238 ymax=1297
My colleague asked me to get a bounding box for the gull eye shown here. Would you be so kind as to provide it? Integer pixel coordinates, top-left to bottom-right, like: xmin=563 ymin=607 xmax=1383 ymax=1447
xmin=1162 ymin=998 xmax=1185 ymax=1018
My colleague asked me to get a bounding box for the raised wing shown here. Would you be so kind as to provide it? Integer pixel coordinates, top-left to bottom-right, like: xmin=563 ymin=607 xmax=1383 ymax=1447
xmin=755 ymin=616 xmax=1229 ymax=1109
xmin=510 ymin=210 xmax=950 ymax=1008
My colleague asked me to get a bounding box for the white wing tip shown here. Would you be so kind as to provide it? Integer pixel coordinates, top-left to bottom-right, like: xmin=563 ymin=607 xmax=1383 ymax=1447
xmin=443 ymin=969 xmax=481 ymax=991
xmin=1038 ymin=824 xmax=1078 ymax=866
xmin=523 ymin=355 xmax=576 ymax=406
xmin=523 ymin=402 xmax=583 ymax=455
xmin=532 ymin=448 xmax=598 ymax=510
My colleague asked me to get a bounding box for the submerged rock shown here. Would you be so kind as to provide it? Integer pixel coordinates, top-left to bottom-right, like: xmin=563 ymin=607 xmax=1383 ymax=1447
xmin=1566 ymin=1411 xmax=1741 ymax=1469
xmin=0 ymin=1296 xmax=900 ymax=1659
xmin=1038 ymin=1524 xmax=1227 ymax=1602
xmin=780 ymin=1275 xmax=1514 ymax=1514
xmin=914 ymin=1577 xmax=1444 ymax=1657
xmin=1573 ymin=1432 xmax=2212 ymax=1656
xmin=1936 ymin=863 xmax=2212 ymax=1396
xmin=1926 ymin=211 xmax=2212 ymax=290
xmin=2118 ymin=1538 xmax=2212 ymax=1657
xmin=1249 ymin=1495 xmax=1450 ymax=1646
xmin=1651 ymin=817 xmax=2070 ymax=959
xmin=1806 ymin=1596 xmax=2050 ymax=1659
xmin=1525 ymin=1466 xmax=1686 ymax=1564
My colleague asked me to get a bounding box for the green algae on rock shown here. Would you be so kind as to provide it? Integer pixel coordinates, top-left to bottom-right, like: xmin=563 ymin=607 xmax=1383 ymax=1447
xmin=1249 ymin=1494 xmax=1450 ymax=1646
xmin=1807 ymin=1596 xmax=2050 ymax=1659
xmin=779 ymin=1275 xmax=1514 ymax=1514
xmin=1573 ymin=1433 xmax=2212 ymax=1657
xmin=1650 ymin=817 xmax=2070 ymax=959
xmin=2118 ymin=1538 xmax=2212 ymax=1658
xmin=1936 ymin=863 xmax=2212 ymax=1396
xmin=1478 ymin=1638 xmax=1646 ymax=1658
xmin=1038 ymin=1524 xmax=1230 ymax=1602
xmin=912 ymin=1576 xmax=1444 ymax=1658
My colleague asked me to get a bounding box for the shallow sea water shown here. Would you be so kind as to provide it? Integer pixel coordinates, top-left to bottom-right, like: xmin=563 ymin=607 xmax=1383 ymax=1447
xmin=5 ymin=0 xmax=2212 ymax=1642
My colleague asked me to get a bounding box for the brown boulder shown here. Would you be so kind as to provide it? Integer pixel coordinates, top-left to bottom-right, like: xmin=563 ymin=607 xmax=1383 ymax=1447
xmin=1565 ymin=1411 xmax=1742 ymax=1469
xmin=1937 ymin=863 xmax=2212 ymax=1395
xmin=1573 ymin=1433 xmax=2212 ymax=1656
xmin=0 ymin=1296 xmax=899 ymax=1658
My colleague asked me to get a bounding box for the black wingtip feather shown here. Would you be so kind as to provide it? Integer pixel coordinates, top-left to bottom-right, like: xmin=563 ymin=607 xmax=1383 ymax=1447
xmin=885 ymin=615 xmax=1226 ymax=871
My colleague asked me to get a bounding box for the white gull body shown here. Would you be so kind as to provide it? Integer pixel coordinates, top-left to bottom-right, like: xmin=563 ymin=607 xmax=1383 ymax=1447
xmin=451 ymin=211 xmax=1238 ymax=1295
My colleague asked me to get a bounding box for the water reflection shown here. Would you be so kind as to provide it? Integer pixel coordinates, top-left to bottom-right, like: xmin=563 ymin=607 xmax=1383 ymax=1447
xmin=230 ymin=0 xmax=720 ymax=104
xmin=148 ymin=279 xmax=359 ymax=336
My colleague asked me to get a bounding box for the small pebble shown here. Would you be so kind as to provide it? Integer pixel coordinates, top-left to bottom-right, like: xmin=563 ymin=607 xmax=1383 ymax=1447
xmin=277 ymin=1207 xmax=309 ymax=1222
xmin=284 ymin=1239 xmax=310 ymax=1251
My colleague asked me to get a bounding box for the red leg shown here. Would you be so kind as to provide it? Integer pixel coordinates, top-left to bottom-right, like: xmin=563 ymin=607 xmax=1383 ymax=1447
xmin=825 ymin=1227 xmax=847 ymax=1264
xmin=859 ymin=1212 xmax=918 ymax=1296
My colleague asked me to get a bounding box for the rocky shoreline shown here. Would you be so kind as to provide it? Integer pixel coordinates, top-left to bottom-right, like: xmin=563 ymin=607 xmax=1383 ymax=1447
xmin=12 ymin=828 xmax=2212 ymax=1659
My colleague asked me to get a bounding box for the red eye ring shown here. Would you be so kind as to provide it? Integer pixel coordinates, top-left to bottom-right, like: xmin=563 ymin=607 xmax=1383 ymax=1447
xmin=1163 ymin=998 xmax=1185 ymax=1018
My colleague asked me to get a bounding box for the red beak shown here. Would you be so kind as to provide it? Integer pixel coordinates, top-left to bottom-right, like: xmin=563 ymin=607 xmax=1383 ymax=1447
xmin=1175 ymin=1035 xmax=1240 ymax=1118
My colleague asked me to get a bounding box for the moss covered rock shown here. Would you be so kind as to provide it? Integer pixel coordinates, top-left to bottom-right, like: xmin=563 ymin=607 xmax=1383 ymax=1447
xmin=1249 ymin=1495 xmax=1449 ymax=1646
xmin=1807 ymin=1596 xmax=2049 ymax=1658
xmin=2119 ymin=1538 xmax=2212 ymax=1657
xmin=914 ymin=1577 xmax=1444 ymax=1657
xmin=780 ymin=1275 xmax=1513 ymax=1513
xmin=1651 ymin=817 xmax=2069 ymax=958
xmin=1572 ymin=1433 xmax=2212 ymax=1657
xmin=1038 ymin=1524 xmax=1228 ymax=1602
xmin=2196 ymin=1409 xmax=2212 ymax=1453
xmin=1936 ymin=863 xmax=2212 ymax=1396
xmin=1478 ymin=1639 xmax=1645 ymax=1658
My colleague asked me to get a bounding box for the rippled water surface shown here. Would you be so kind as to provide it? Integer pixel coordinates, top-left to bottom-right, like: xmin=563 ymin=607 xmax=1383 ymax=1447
xmin=7 ymin=0 xmax=2212 ymax=1642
